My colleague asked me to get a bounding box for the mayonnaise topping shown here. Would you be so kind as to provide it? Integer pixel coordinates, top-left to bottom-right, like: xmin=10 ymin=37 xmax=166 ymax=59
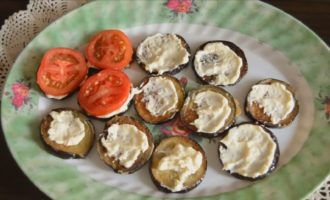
xmin=192 ymin=90 xmax=232 ymax=133
xmin=136 ymin=33 xmax=190 ymax=74
xmin=247 ymin=81 xmax=295 ymax=123
xmin=142 ymin=77 xmax=178 ymax=116
xmin=194 ymin=42 xmax=242 ymax=85
xmin=219 ymin=124 xmax=277 ymax=178
xmin=46 ymin=94 xmax=68 ymax=100
xmin=48 ymin=110 xmax=85 ymax=146
xmin=101 ymin=123 xmax=149 ymax=168
xmin=157 ymin=144 xmax=202 ymax=192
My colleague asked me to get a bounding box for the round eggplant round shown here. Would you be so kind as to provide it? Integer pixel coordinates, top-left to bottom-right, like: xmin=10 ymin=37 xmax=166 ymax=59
xmin=97 ymin=116 xmax=154 ymax=174
xmin=150 ymin=136 xmax=207 ymax=193
xmin=245 ymin=78 xmax=299 ymax=128
xmin=180 ymin=85 xmax=236 ymax=138
xmin=134 ymin=75 xmax=185 ymax=124
xmin=40 ymin=108 xmax=95 ymax=158
xmin=218 ymin=123 xmax=279 ymax=181
xmin=193 ymin=40 xmax=248 ymax=86
xmin=135 ymin=33 xmax=191 ymax=75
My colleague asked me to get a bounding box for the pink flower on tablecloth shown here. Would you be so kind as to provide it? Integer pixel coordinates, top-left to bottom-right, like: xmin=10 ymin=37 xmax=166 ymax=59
xmin=317 ymin=91 xmax=330 ymax=123
xmin=166 ymin=0 xmax=193 ymax=13
xmin=160 ymin=116 xmax=191 ymax=136
xmin=12 ymin=82 xmax=29 ymax=97
xmin=179 ymin=76 xmax=188 ymax=87
xmin=324 ymin=96 xmax=330 ymax=120
xmin=12 ymin=95 xmax=25 ymax=109
xmin=10 ymin=82 xmax=30 ymax=110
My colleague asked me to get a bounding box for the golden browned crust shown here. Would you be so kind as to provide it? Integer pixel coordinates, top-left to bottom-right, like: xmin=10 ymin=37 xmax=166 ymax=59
xmin=192 ymin=40 xmax=248 ymax=86
xmin=135 ymin=34 xmax=191 ymax=75
xmin=97 ymin=116 xmax=154 ymax=174
xmin=150 ymin=136 xmax=207 ymax=193
xmin=134 ymin=75 xmax=185 ymax=124
xmin=179 ymin=107 xmax=199 ymax=132
xmin=180 ymin=85 xmax=236 ymax=138
xmin=245 ymin=78 xmax=299 ymax=128
xmin=40 ymin=108 xmax=95 ymax=158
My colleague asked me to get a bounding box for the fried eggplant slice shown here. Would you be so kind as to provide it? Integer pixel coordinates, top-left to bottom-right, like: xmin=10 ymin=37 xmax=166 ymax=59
xmin=150 ymin=136 xmax=207 ymax=193
xmin=97 ymin=116 xmax=154 ymax=174
xmin=245 ymin=78 xmax=299 ymax=128
xmin=40 ymin=108 xmax=95 ymax=158
xmin=180 ymin=85 xmax=236 ymax=137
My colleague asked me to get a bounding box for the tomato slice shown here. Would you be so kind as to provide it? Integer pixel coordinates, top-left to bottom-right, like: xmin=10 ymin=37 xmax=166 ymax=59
xmin=86 ymin=29 xmax=133 ymax=70
xmin=37 ymin=48 xmax=88 ymax=97
xmin=78 ymin=69 xmax=131 ymax=117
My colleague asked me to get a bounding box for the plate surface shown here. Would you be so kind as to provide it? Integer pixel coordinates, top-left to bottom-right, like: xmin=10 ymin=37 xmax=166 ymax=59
xmin=2 ymin=1 xmax=330 ymax=199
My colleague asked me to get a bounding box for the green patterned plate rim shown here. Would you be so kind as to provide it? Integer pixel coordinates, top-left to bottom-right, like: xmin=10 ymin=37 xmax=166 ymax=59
xmin=1 ymin=0 xmax=330 ymax=199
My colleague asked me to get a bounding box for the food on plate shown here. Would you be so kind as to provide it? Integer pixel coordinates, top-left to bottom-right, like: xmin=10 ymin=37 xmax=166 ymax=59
xmin=180 ymin=85 xmax=236 ymax=137
xmin=78 ymin=68 xmax=135 ymax=118
xmin=136 ymin=33 xmax=191 ymax=75
xmin=37 ymin=48 xmax=88 ymax=99
xmin=40 ymin=108 xmax=95 ymax=158
xmin=134 ymin=75 xmax=185 ymax=124
xmin=245 ymin=78 xmax=299 ymax=128
xmin=218 ymin=123 xmax=279 ymax=180
xmin=150 ymin=136 xmax=207 ymax=193
xmin=97 ymin=116 xmax=154 ymax=174
xmin=193 ymin=40 xmax=248 ymax=86
xmin=35 ymin=28 xmax=295 ymax=192
xmin=86 ymin=29 xmax=133 ymax=70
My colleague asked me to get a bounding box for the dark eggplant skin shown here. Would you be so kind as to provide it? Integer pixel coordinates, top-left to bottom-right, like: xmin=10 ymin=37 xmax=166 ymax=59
xmin=134 ymin=75 xmax=185 ymax=124
xmin=97 ymin=116 xmax=154 ymax=174
xmin=40 ymin=108 xmax=95 ymax=159
xmin=149 ymin=136 xmax=207 ymax=193
xmin=218 ymin=122 xmax=280 ymax=181
xmin=135 ymin=34 xmax=191 ymax=75
xmin=192 ymin=40 xmax=248 ymax=86
xmin=180 ymin=85 xmax=236 ymax=138
xmin=245 ymin=78 xmax=299 ymax=128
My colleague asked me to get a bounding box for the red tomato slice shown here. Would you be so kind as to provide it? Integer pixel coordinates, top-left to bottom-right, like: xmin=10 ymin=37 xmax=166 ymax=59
xmin=37 ymin=48 xmax=88 ymax=97
xmin=86 ymin=29 xmax=133 ymax=70
xmin=78 ymin=69 xmax=131 ymax=117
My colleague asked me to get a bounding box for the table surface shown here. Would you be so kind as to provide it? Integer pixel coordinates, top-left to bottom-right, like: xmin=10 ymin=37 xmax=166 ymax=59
xmin=0 ymin=0 xmax=329 ymax=199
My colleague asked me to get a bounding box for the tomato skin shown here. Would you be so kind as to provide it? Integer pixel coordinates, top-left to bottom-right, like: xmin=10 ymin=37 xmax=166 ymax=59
xmin=37 ymin=48 xmax=88 ymax=98
xmin=86 ymin=29 xmax=133 ymax=70
xmin=78 ymin=69 xmax=131 ymax=117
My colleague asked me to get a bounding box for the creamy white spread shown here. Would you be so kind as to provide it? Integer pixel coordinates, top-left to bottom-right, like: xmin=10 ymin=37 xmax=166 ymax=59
xmin=101 ymin=123 xmax=149 ymax=168
xmin=48 ymin=111 xmax=85 ymax=146
xmin=97 ymin=86 xmax=138 ymax=118
xmin=136 ymin=33 xmax=190 ymax=74
xmin=194 ymin=42 xmax=242 ymax=85
xmin=219 ymin=124 xmax=277 ymax=178
xmin=192 ymin=90 xmax=232 ymax=133
xmin=46 ymin=94 xmax=68 ymax=100
xmin=157 ymin=144 xmax=202 ymax=192
xmin=247 ymin=81 xmax=295 ymax=123
xmin=141 ymin=77 xmax=178 ymax=116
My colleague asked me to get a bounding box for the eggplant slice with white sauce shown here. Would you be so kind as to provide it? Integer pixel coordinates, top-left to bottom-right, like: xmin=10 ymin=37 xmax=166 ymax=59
xmin=245 ymin=78 xmax=299 ymax=128
xmin=150 ymin=136 xmax=207 ymax=193
xmin=218 ymin=123 xmax=279 ymax=181
xmin=136 ymin=33 xmax=191 ymax=75
xmin=134 ymin=75 xmax=185 ymax=124
xmin=97 ymin=116 xmax=154 ymax=174
xmin=193 ymin=40 xmax=248 ymax=86
xmin=40 ymin=108 xmax=95 ymax=158
xmin=180 ymin=85 xmax=236 ymax=137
